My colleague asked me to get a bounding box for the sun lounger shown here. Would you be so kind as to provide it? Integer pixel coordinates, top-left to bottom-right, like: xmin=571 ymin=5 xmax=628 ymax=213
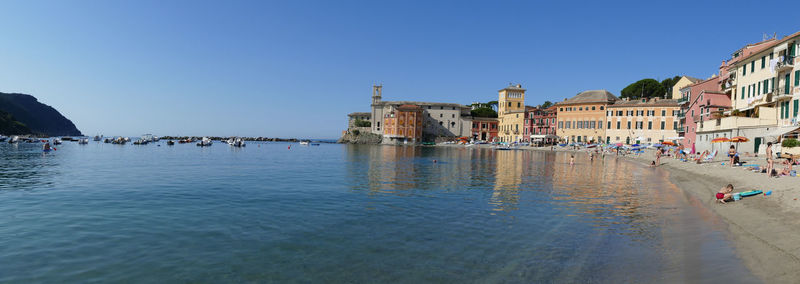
xmin=701 ymin=150 xmax=717 ymax=163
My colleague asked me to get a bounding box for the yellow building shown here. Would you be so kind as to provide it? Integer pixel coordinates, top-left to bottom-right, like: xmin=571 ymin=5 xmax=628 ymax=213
xmin=605 ymin=98 xmax=680 ymax=144
xmin=497 ymin=84 xmax=526 ymax=143
xmin=555 ymin=90 xmax=618 ymax=143
xmin=670 ymin=76 xmax=702 ymax=100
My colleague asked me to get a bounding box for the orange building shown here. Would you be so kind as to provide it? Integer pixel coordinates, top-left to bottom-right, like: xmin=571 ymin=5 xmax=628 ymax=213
xmin=383 ymin=104 xmax=423 ymax=144
xmin=471 ymin=117 xmax=499 ymax=141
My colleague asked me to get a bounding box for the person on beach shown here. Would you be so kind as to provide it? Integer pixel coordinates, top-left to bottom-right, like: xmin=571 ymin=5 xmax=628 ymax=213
xmin=728 ymin=145 xmax=736 ymax=167
xmin=650 ymin=161 xmax=656 ymax=167
xmin=716 ymin=184 xmax=735 ymax=203
xmin=569 ymin=155 xmax=575 ymax=165
xmin=780 ymin=158 xmax=793 ymax=176
xmin=589 ymin=152 xmax=594 ymax=161
xmin=765 ymin=142 xmax=774 ymax=176
xmin=655 ymin=148 xmax=662 ymax=165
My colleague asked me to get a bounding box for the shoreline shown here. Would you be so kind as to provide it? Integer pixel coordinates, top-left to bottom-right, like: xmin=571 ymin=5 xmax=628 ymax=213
xmin=618 ymin=149 xmax=800 ymax=283
xmin=434 ymin=143 xmax=800 ymax=281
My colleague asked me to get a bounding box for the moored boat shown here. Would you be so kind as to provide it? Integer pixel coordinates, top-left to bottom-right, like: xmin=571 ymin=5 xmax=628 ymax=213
xmin=196 ymin=137 xmax=213 ymax=147
xmin=78 ymin=138 xmax=89 ymax=144
xmin=166 ymin=140 xmax=175 ymax=146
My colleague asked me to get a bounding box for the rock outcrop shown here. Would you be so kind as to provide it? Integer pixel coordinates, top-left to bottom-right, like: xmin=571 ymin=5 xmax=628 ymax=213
xmin=0 ymin=92 xmax=82 ymax=136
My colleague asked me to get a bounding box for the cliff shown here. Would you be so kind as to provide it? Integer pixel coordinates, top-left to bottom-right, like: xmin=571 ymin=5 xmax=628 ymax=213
xmin=0 ymin=92 xmax=82 ymax=136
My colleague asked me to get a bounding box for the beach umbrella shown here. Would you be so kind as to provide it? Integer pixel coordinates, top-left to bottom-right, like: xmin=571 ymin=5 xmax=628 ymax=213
xmin=711 ymin=137 xmax=730 ymax=143
xmin=662 ymin=141 xmax=675 ymax=146
xmin=730 ymin=136 xmax=749 ymax=143
xmin=730 ymin=136 xmax=749 ymax=151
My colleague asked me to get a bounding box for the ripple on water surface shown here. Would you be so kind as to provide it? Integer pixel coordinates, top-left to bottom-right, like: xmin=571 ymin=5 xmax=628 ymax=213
xmin=0 ymin=143 xmax=757 ymax=283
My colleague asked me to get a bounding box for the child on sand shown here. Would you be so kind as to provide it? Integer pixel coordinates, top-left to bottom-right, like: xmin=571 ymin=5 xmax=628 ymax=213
xmin=569 ymin=155 xmax=574 ymax=165
xmin=716 ymin=184 xmax=735 ymax=203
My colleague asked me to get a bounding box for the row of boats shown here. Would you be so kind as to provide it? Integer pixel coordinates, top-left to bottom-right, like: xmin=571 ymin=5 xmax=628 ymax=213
xmin=2 ymin=134 xmax=320 ymax=149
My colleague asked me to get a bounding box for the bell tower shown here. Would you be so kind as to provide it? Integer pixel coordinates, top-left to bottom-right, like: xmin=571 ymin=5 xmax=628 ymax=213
xmin=372 ymin=84 xmax=382 ymax=106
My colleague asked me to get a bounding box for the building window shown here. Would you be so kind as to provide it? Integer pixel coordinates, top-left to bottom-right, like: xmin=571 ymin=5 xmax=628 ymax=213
xmin=617 ymin=121 xmax=621 ymax=129
xmin=761 ymin=56 xmax=766 ymax=69
xmin=673 ymin=121 xmax=677 ymax=130
xmin=608 ymin=121 xmax=611 ymax=129
xmin=440 ymin=114 xmax=443 ymax=118
xmin=452 ymin=114 xmax=455 ymax=118
xmin=600 ymin=106 xmax=604 ymax=110
xmin=660 ymin=121 xmax=665 ymax=129
xmin=627 ymin=121 xmax=631 ymax=129
xmin=592 ymin=106 xmax=596 ymax=110
xmin=661 ymin=110 xmax=666 ymax=116
xmin=648 ymin=121 xmax=652 ymax=129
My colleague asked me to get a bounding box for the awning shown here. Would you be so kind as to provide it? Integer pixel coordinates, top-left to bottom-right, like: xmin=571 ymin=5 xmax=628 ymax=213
xmin=763 ymin=126 xmax=800 ymax=138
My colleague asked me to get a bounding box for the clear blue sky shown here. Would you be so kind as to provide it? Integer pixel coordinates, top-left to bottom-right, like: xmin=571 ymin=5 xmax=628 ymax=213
xmin=0 ymin=0 xmax=796 ymax=138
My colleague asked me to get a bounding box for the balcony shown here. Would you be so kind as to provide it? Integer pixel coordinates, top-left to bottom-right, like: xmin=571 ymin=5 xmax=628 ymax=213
xmin=676 ymin=126 xmax=685 ymax=133
xmin=677 ymin=111 xmax=685 ymax=118
xmin=776 ymin=56 xmax=794 ymax=72
xmin=677 ymin=97 xmax=688 ymax=104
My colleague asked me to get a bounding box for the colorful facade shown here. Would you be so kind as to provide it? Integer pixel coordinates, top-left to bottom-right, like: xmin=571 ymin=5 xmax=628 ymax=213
xmin=524 ymin=106 xmax=558 ymax=144
xmin=471 ymin=117 xmax=499 ymax=141
xmin=497 ymin=84 xmax=526 ymax=143
xmin=383 ymin=104 xmax=423 ymax=144
xmin=678 ymin=76 xmax=726 ymax=148
xmin=555 ymin=90 xmax=618 ymax=143
xmin=605 ymin=98 xmax=680 ymax=144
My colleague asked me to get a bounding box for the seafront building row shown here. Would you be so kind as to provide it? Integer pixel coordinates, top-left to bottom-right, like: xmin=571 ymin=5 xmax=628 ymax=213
xmin=344 ymin=30 xmax=800 ymax=155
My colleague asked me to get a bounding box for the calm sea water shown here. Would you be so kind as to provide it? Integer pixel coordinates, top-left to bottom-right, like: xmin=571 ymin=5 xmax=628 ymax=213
xmin=0 ymin=141 xmax=757 ymax=283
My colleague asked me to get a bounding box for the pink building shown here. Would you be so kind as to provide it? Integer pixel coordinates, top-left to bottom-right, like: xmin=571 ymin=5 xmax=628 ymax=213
xmin=679 ymin=77 xmax=731 ymax=149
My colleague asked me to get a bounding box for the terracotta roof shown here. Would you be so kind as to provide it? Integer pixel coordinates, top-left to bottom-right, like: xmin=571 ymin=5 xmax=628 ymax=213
xmin=396 ymin=104 xmax=422 ymax=111
xmin=556 ymin=90 xmax=618 ymax=106
xmin=684 ymin=76 xmax=703 ymax=83
xmin=607 ymin=98 xmax=679 ymax=108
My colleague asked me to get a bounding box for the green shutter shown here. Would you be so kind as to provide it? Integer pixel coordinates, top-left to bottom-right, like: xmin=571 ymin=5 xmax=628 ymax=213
xmin=741 ymin=87 xmax=745 ymax=99
xmin=790 ymin=42 xmax=796 ymax=57
xmin=758 ymin=82 xmax=762 ymax=94
xmin=743 ymin=65 xmax=746 ymax=76
xmin=786 ymin=74 xmax=791 ymax=94
xmin=751 ymin=61 xmax=755 ymax=72
xmin=794 ymin=100 xmax=799 ymax=117
xmin=762 ymin=56 xmax=766 ymax=68
xmin=795 ymin=70 xmax=800 ymax=86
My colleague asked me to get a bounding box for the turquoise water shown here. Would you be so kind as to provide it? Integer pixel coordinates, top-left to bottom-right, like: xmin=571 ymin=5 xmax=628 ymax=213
xmin=0 ymin=142 xmax=757 ymax=283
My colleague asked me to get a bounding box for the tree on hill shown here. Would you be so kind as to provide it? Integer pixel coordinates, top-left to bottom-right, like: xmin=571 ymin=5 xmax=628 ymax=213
xmin=471 ymin=107 xmax=497 ymax=118
xmin=620 ymin=79 xmax=667 ymax=99
xmin=0 ymin=109 xmax=32 ymax=135
xmin=541 ymin=101 xmax=553 ymax=108
xmin=660 ymin=76 xmax=682 ymax=96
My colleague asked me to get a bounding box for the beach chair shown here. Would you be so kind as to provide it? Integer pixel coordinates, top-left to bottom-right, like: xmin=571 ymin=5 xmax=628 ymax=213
xmin=702 ymin=150 xmax=717 ymax=163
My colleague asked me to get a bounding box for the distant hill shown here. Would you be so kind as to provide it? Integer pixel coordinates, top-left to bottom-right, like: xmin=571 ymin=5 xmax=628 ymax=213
xmin=0 ymin=92 xmax=82 ymax=136
xmin=0 ymin=109 xmax=33 ymax=135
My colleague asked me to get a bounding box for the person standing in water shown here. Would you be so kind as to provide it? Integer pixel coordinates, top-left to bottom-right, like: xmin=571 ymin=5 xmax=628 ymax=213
xmin=43 ymin=141 xmax=51 ymax=151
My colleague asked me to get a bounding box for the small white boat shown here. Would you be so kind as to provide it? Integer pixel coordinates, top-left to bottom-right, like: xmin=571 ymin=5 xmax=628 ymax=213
xmin=93 ymin=135 xmax=102 ymax=141
xmin=0 ymin=135 xmax=7 ymax=142
xmin=227 ymin=137 xmax=245 ymax=147
xmin=133 ymin=139 xmax=149 ymax=145
xmin=78 ymin=138 xmax=89 ymax=144
xmin=196 ymin=137 xmax=213 ymax=147
xmin=9 ymin=136 xmax=19 ymax=143
xmin=299 ymin=141 xmax=310 ymax=146
xmin=52 ymin=138 xmax=62 ymax=145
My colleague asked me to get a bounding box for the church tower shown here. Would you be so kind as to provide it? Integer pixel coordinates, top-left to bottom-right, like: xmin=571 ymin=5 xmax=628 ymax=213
xmin=372 ymin=84 xmax=382 ymax=106
xmin=370 ymin=84 xmax=384 ymax=134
